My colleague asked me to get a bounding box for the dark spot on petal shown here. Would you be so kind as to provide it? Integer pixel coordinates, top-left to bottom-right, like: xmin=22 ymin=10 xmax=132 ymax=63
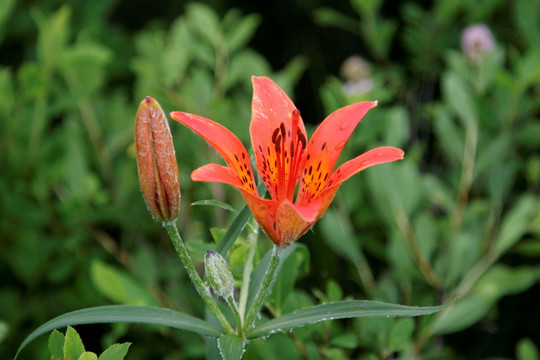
xmin=272 ymin=128 xmax=280 ymax=143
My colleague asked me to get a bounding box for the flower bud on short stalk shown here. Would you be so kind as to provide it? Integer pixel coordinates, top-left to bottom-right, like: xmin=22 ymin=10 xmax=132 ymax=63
xmin=204 ymin=250 xmax=235 ymax=300
xmin=135 ymin=96 xmax=180 ymax=223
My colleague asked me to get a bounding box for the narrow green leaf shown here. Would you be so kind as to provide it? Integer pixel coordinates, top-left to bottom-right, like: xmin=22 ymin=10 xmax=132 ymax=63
xmin=98 ymin=343 xmax=131 ymax=360
xmin=216 ymin=204 xmax=251 ymax=255
xmin=247 ymin=300 xmax=445 ymax=339
xmin=216 ymin=182 xmax=266 ymax=255
xmin=191 ymin=199 xmax=236 ymax=213
xmin=48 ymin=330 xmax=65 ymax=360
xmin=16 ymin=305 xmax=223 ymax=359
xmin=64 ymin=326 xmax=85 ymax=360
xmin=218 ymin=334 xmax=246 ymax=360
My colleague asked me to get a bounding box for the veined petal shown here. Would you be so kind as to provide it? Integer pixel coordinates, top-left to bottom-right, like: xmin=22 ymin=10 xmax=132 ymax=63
xmin=239 ymin=190 xmax=279 ymax=244
xmin=325 ymin=146 xmax=404 ymax=190
xmin=275 ymin=200 xmax=319 ymax=247
xmin=297 ymin=101 xmax=377 ymax=204
xmin=250 ymin=76 xmax=308 ymax=199
xmin=171 ymin=111 xmax=256 ymax=194
xmin=292 ymin=147 xmax=404 ymax=226
xmin=192 ymin=164 xmax=245 ymax=190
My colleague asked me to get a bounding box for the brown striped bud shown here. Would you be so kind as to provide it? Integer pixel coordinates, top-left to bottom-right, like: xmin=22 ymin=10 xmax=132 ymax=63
xmin=135 ymin=96 xmax=180 ymax=222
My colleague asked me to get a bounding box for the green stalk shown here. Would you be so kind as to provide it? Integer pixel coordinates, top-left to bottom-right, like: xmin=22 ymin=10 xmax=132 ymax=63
xmin=244 ymin=245 xmax=284 ymax=331
xmin=164 ymin=222 xmax=233 ymax=334
xmin=238 ymin=218 xmax=259 ymax=319
xmin=227 ymin=297 xmax=244 ymax=337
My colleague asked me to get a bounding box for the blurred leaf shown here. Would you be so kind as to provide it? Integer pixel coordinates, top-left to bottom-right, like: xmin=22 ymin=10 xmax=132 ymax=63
xmin=31 ymin=5 xmax=71 ymax=68
xmin=0 ymin=68 xmax=14 ymax=119
xmin=493 ymin=194 xmax=538 ymax=258
xmin=475 ymin=135 xmax=511 ymax=177
xmin=433 ymin=295 xmax=491 ymax=335
xmin=98 ymin=343 xmax=131 ymax=360
xmin=432 ymin=104 xmax=464 ymax=163
xmin=64 ymin=326 xmax=85 ymax=360
xmin=186 ymin=3 xmax=222 ymax=46
xmin=16 ymin=305 xmax=224 ymax=358
xmin=226 ymin=50 xmax=271 ymax=91
xmin=273 ymin=56 xmax=308 ymax=95
xmin=218 ymin=334 xmax=245 ymax=360
xmin=248 ymin=300 xmax=445 ymax=339
xmin=312 ymin=8 xmax=359 ymax=34
xmin=487 ymin=163 xmax=517 ymax=207
xmin=435 ymin=265 xmax=536 ymax=334
xmin=226 ymin=13 xmax=261 ymax=53
xmin=514 ymin=0 xmax=540 ymax=47
xmin=517 ymin=47 xmax=540 ymax=88
xmin=517 ymin=338 xmax=539 ymax=360
xmin=319 ymin=208 xmax=362 ymax=268
xmin=79 ymin=353 xmax=98 ymax=360
xmin=475 ymin=265 xmax=536 ymax=300
xmin=0 ymin=0 xmax=15 ymax=42
xmin=389 ymin=318 xmax=415 ymax=351
xmin=48 ymin=330 xmax=65 ymax=360
xmin=442 ymin=71 xmax=477 ymax=128
xmin=384 ymin=107 xmax=409 ymax=148
xmin=326 ymin=280 xmax=343 ymax=303
xmin=330 ymin=333 xmax=358 ymax=349
xmin=90 ymin=260 xmax=160 ymax=306
xmin=515 ymin=122 xmax=540 ymax=148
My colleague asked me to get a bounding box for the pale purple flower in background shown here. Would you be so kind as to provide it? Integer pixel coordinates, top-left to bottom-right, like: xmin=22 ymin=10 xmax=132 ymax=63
xmin=461 ymin=24 xmax=495 ymax=62
xmin=340 ymin=55 xmax=373 ymax=96
xmin=343 ymin=79 xmax=374 ymax=97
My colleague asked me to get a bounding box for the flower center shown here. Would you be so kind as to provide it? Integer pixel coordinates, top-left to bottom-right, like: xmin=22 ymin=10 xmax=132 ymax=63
xmin=270 ymin=109 xmax=306 ymax=201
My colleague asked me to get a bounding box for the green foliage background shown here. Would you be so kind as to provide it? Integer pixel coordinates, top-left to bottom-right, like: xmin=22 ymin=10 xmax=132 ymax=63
xmin=1 ymin=0 xmax=539 ymax=359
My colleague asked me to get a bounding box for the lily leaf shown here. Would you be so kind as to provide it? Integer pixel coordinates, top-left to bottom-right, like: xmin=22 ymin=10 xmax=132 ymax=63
xmin=191 ymin=199 xmax=236 ymax=213
xmin=15 ymin=305 xmax=223 ymax=359
xmin=216 ymin=182 xmax=267 ymax=255
xmin=218 ymin=334 xmax=246 ymax=360
xmin=247 ymin=300 xmax=446 ymax=339
xmin=216 ymin=204 xmax=252 ymax=255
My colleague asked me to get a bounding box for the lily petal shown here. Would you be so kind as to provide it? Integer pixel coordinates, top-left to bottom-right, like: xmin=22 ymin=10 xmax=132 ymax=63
xmin=293 ymin=146 xmax=404 ymax=225
xmin=192 ymin=164 xmax=245 ymax=190
xmin=250 ymin=76 xmax=308 ymax=199
xmin=239 ymin=190 xmax=279 ymax=244
xmin=171 ymin=111 xmax=257 ymax=194
xmin=325 ymin=146 xmax=404 ymax=189
xmin=297 ymin=101 xmax=377 ymax=204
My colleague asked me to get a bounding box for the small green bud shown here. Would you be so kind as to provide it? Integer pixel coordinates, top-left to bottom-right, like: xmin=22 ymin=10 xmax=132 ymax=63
xmin=204 ymin=250 xmax=234 ymax=300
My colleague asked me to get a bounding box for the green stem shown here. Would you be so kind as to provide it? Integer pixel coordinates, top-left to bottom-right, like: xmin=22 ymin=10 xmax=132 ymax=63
xmin=164 ymin=222 xmax=233 ymax=333
xmin=238 ymin=218 xmax=259 ymax=319
xmin=451 ymin=120 xmax=478 ymax=232
xmin=244 ymin=245 xmax=283 ymax=331
xmin=227 ymin=296 xmax=243 ymax=337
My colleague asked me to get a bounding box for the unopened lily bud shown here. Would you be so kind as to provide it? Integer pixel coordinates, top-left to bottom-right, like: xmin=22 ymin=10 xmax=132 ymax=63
xmin=204 ymin=250 xmax=234 ymax=300
xmin=135 ymin=96 xmax=180 ymax=222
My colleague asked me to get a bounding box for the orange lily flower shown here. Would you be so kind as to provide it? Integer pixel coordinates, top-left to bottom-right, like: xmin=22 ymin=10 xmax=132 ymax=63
xmin=171 ymin=76 xmax=404 ymax=247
